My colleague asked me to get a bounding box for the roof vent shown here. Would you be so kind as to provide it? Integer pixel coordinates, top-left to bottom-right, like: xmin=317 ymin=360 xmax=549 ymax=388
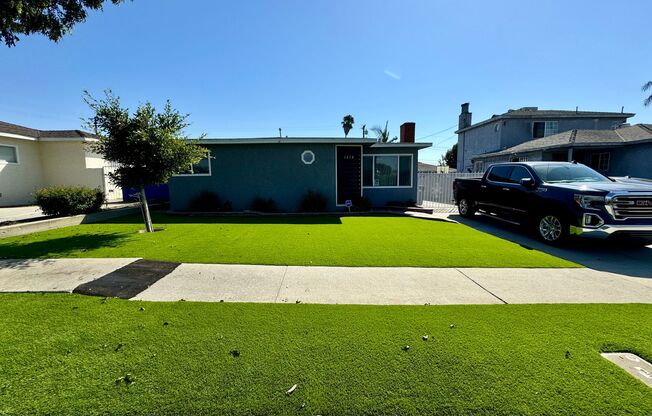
xmin=518 ymin=107 xmax=538 ymax=111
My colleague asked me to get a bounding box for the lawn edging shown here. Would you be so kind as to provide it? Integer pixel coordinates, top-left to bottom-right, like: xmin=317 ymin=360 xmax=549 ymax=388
xmin=0 ymin=204 xmax=141 ymax=239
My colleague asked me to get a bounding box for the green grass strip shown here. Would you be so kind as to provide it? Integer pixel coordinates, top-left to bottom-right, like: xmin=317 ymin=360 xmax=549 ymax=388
xmin=0 ymin=214 xmax=578 ymax=267
xmin=0 ymin=294 xmax=650 ymax=415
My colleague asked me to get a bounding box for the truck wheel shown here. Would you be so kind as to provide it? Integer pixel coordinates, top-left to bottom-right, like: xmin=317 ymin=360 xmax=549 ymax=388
xmin=458 ymin=198 xmax=476 ymax=218
xmin=537 ymin=214 xmax=567 ymax=244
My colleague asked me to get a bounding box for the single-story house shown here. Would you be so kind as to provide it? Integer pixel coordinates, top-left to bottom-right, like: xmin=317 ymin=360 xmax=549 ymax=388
xmin=169 ymin=122 xmax=431 ymax=212
xmin=0 ymin=120 xmax=122 ymax=207
xmin=471 ymin=124 xmax=652 ymax=179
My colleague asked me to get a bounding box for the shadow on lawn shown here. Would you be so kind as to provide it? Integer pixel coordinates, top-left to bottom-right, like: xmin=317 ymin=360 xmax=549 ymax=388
xmin=452 ymin=214 xmax=652 ymax=279
xmin=0 ymin=233 xmax=130 ymax=261
xmin=100 ymin=212 xmax=354 ymax=225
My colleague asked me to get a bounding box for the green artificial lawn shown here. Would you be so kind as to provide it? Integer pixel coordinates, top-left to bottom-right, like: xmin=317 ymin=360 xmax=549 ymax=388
xmin=0 ymin=294 xmax=650 ymax=415
xmin=0 ymin=213 xmax=577 ymax=267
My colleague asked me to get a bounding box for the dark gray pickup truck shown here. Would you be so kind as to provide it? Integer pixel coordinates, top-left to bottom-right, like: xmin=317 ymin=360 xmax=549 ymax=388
xmin=453 ymin=162 xmax=652 ymax=245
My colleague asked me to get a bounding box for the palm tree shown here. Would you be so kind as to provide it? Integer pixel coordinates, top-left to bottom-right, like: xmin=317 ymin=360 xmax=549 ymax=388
xmin=371 ymin=121 xmax=397 ymax=143
xmin=643 ymin=81 xmax=652 ymax=107
xmin=341 ymin=115 xmax=355 ymax=137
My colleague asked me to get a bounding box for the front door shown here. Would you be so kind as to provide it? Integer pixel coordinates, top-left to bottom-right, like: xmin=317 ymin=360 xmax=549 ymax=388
xmin=336 ymin=146 xmax=362 ymax=205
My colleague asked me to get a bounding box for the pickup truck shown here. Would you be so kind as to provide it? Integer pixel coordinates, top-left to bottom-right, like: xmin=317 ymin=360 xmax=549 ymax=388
xmin=453 ymin=162 xmax=652 ymax=245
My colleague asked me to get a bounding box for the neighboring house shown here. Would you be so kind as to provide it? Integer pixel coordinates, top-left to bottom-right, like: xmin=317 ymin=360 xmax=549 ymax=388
xmin=0 ymin=121 xmax=122 ymax=207
xmin=455 ymin=103 xmax=633 ymax=172
xmin=472 ymin=124 xmax=652 ymax=179
xmin=418 ymin=162 xmax=454 ymax=173
xmin=169 ymin=122 xmax=431 ymax=212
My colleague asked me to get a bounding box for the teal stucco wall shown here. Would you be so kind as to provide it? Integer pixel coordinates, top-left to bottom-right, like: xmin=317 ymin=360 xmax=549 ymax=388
xmin=168 ymin=142 xmax=421 ymax=212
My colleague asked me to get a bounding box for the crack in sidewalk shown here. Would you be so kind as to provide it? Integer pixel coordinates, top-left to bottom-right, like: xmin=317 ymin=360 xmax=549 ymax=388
xmin=274 ymin=265 xmax=289 ymax=303
xmin=455 ymin=268 xmax=508 ymax=304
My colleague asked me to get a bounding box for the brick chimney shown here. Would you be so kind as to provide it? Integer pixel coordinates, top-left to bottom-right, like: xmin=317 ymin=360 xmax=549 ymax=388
xmin=459 ymin=103 xmax=472 ymax=130
xmin=400 ymin=122 xmax=415 ymax=143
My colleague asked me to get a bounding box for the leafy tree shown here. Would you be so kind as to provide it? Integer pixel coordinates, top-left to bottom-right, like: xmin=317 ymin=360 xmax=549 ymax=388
xmin=84 ymin=90 xmax=205 ymax=232
xmin=439 ymin=143 xmax=457 ymax=168
xmin=371 ymin=121 xmax=397 ymax=143
xmin=0 ymin=0 xmax=124 ymax=47
xmin=643 ymin=81 xmax=652 ymax=107
xmin=341 ymin=115 xmax=355 ymax=138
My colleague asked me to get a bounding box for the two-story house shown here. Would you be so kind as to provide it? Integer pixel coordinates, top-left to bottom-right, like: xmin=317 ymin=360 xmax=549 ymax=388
xmin=455 ymin=103 xmax=633 ymax=172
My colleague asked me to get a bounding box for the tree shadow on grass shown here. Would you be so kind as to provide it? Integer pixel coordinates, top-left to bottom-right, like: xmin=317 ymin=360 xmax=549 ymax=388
xmin=0 ymin=233 xmax=130 ymax=261
xmin=100 ymin=212 xmax=348 ymax=225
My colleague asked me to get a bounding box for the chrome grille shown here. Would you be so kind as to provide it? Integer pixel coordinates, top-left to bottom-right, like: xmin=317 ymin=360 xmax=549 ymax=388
xmin=608 ymin=194 xmax=652 ymax=219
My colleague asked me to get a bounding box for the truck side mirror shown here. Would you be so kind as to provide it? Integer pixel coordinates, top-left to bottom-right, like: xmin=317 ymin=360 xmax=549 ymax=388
xmin=520 ymin=177 xmax=534 ymax=188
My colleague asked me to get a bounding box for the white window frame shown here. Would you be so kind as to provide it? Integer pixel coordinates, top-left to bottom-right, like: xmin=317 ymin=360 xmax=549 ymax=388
xmin=301 ymin=150 xmax=315 ymax=165
xmin=0 ymin=143 xmax=19 ymax=164
xmin=544 ymin=121 xmax=558 ymax=136
xmin=173 ymin=150 xmax=212 ymax=177
xmin=362 ymin=153 xmax=413 ymax=189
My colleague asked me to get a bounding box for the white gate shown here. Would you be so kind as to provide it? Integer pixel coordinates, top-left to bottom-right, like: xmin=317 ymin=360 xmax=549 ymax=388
xmin=417 ymin=172 xmax=482 ymax=212
xmin=102 ymin=162 xmax=123 ymax=202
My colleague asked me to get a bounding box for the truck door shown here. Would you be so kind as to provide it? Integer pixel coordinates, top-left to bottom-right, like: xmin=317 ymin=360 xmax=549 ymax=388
xmin=506 ymin=166 xmax=536 ymax=221
xmin=483 ymin=165 xmax=515 ymax=215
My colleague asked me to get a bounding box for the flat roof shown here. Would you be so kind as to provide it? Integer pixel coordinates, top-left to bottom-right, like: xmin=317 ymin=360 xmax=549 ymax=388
xmin=195 ymin=137 xmax=431 ymax=148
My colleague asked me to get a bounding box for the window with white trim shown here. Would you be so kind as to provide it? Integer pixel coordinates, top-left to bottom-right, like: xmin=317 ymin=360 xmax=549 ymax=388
xmin=362 ymin=154 xmax=412 ymax=188
xmin=301 ymin=150 xmax=315 ymax=165
xmin=533 ymin=121 xmax=559 ymax=138
xmin=0 ymin=145 xmax=18 ymax=163
xmin=176 ymin=150 xmax=211 ymax=176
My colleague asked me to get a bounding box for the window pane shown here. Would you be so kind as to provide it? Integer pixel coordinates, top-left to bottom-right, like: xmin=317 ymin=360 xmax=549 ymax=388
xmin=533 ymin=122 xmax=545 ymax=138
xmin=509 ymin=166 xmax=532 ymax=183
xmin=363 ymin=156 xmax=373 ymax=187
xmin=544 ymin=121 xmax=558 ymax=136
xmin=192 ymin=156 xmax=210 ymax=174
xmin=0 ymin=145 xmax=17 ymax=163
xmin=398 ymin=155 xmax=411 ymax=186
xmin=488 ymin=165 xmax=513 ymax=182
xmin=374 ymin=156 xmax=398 ymax=186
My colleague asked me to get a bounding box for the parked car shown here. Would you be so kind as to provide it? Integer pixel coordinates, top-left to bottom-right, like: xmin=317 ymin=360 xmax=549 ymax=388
xmin=453 ymin=162 xmax=652 ymax=245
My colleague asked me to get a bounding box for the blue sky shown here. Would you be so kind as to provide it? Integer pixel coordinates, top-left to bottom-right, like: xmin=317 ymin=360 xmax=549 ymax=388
xmin=1 ymin=0 xmax=651 ymax=164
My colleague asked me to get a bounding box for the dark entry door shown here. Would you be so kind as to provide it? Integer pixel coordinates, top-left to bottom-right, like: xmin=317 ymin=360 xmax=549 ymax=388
xmin=336 ymin=146 xmax=362 ymax=205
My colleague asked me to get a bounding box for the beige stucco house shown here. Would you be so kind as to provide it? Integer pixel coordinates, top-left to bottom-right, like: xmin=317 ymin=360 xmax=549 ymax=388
xmin=0 ymin=120 xmax=122 ymax=207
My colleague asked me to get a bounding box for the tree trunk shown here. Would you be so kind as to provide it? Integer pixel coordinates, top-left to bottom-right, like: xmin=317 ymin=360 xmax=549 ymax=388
xmin=139 ymin=184 xmax=154 ymax=233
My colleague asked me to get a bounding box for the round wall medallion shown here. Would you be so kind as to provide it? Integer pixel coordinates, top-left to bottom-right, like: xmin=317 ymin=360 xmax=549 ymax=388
xmin=301 ymin=150 xmax=315 ymax=165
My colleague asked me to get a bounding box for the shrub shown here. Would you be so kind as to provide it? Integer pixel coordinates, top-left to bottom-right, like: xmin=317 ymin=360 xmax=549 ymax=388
xmin=35 ymin=186 xmax=104 ymax=217
xmin=251 ymin=197 xmax=278 ymax=213
xmin=189 ymin=191 xmax=221 ymax=212
xmin=299 ymin=190 xmax=327 ymax=212
xmin=350 ymin=196 xmax=372 ymax=212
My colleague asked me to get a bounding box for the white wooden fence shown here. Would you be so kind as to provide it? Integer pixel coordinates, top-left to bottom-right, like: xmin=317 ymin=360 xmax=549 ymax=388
xmin=417 ymin=172 xmax=483 ymax=212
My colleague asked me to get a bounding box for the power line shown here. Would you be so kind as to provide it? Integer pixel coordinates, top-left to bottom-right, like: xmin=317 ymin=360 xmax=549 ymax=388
xmin=415 ymin=124 xmax=457 ymax=141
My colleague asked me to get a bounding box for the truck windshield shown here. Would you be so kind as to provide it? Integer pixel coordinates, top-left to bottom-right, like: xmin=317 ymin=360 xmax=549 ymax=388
xmin=531 ymin=163 xmax=611 ymax=183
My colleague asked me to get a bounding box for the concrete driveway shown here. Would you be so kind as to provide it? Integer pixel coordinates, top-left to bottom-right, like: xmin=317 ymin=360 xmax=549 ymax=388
xmin=450 ymin=214 xmax=652 ymax=279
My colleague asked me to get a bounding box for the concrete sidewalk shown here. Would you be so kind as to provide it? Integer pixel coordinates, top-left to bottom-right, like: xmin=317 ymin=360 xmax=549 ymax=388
xmin=1 ymin=258 xmax=651 ymax=304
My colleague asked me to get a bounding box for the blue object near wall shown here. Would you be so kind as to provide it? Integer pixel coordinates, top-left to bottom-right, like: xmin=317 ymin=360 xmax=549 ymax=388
xmin=122 ymin=184 xmax=170 ymax=202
